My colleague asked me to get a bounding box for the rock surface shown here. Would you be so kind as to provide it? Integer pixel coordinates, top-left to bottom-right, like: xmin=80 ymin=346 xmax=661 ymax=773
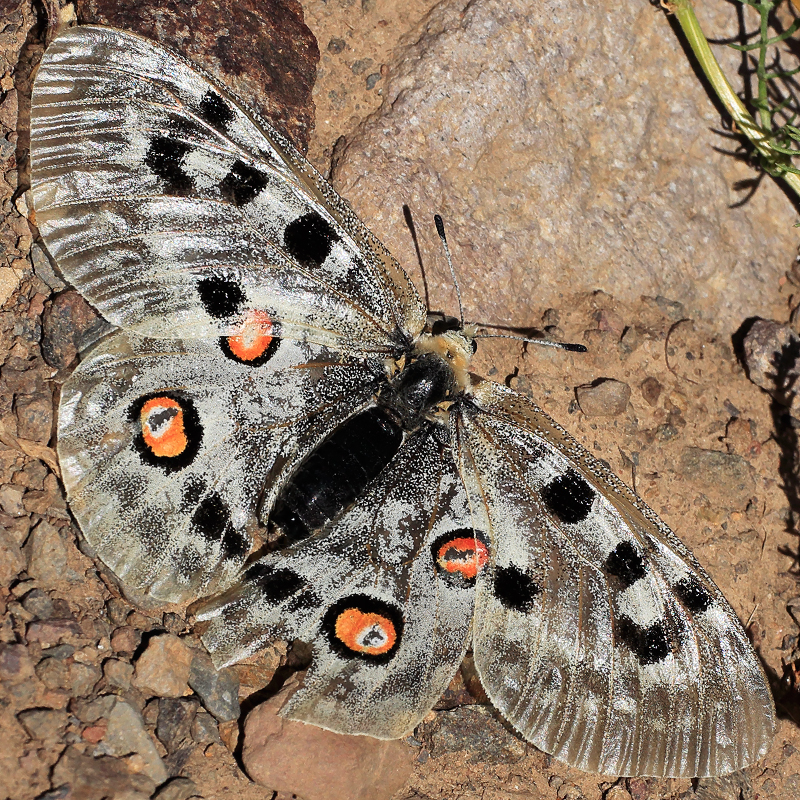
xmin=332 ymin=0 xmax=795 ymax=338
xmin=133 ymin=634 xmax=193 ymax=698
xmin=242 ymin=679 xmax=414 ymax=800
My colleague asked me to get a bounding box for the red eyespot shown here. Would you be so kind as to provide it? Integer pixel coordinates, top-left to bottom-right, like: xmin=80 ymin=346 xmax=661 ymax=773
xmin=140 ymin=397 xmax=188 ymax=457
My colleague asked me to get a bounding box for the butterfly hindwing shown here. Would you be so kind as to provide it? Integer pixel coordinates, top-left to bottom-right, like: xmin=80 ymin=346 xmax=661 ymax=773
xmin=30 ymin=25 xmax=425 ymax=350
xmin=59 ymin=330 xmax=385 ymax=602
xmin=456 ymin=380 xmax=774 ymax=777
xmin=199 ymin=423 xmax=477 ymax=738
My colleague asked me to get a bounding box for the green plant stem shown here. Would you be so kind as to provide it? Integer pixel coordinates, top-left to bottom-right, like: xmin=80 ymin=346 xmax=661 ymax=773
xmin=670 ymin=0 xmax=800 ymax=199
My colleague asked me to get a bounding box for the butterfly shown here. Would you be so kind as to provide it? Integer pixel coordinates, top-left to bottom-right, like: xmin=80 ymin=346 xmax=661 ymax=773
xmin=30 ymin=25 xmax=775 ymax=778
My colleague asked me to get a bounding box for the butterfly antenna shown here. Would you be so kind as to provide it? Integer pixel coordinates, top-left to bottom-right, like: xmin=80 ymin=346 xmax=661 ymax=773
xmin=434 ymin=214 xmax=465 ymax=328
xmin=473 ymin=332 xmax=587 ymax=353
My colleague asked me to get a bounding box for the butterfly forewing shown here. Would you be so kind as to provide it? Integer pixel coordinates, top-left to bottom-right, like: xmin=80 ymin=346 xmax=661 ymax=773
xmin=59 ymin=330 xmax=385 ymax=603
xmin=199 ymin=423 xmax=476 ymax=738
xmin=30 ymin=26 xmax=425 ymax=350
xmin=456 ymin=380 xmax=774 ymax=776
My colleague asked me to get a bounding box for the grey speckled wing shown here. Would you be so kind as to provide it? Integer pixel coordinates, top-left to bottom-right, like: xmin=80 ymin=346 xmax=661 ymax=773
xmin=59 ymin=331 xmax=385 ymax=603
xmin=31 ymin=25 xmax=425 ymax=351
xmin=199 ymin=423 xmax=476 ymax=738
xmin=456 ymin=379 xmax=775 ymax=777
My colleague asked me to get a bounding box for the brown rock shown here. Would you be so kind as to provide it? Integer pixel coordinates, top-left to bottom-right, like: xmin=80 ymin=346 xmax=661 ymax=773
xmin=575 ymin=378 xmax=631 ymax=417
xmin=742 ymin=318 xmax=800 ymax=409
xmin=26 ymin=618 xmax=83 ymax=647
xmin=51 ymin=745 xmax=157 ymax=800
xmin=17 ymin=707 xmax=68 ymax=742
xmin=133 ymin=633 xmax=193 ymax=697
xmin=0 ymin=643 xmax=34 ymax=683
xmin=242 ymin=679 xmax=414 ymax=800
xmin=103 ymin=698 xmax=169 ymax=785
xmin=680 ymin=447 xmax=756 ymax=510
xmin=640 ymin=376 xmax=662 ymax=407
xmin=24 ymin=519 xmax=81 ymax=585
xmin=13 ymin=392 xmax=53 ymax=442
xmin=110 ymin=625 xmax=142 ymax=656
xmin=40 ymin=289 xmax=106 ymax=370
xmin=74 ymin=0 xmax=319 ymax=151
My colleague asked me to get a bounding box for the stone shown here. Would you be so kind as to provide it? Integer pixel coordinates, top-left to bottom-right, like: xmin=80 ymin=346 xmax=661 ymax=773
xmin=40 ymin=289 xmax=107 ymax=370
xmin=188 ymin=650 xmax=240 ymax=722
xmin=75 ymin=0 xmax=319 ymax=150
xmin=332 ymin=0 xmax=795 ymax=339
xmin=0 ymin=526 xmax=24 ymax=584
xmin=156 ymin=697 xmax=198 ymax=753
xmin=575 ymin=378 xmax=631 ymax=417
xmin=71 ymin=694 xmax=118 ymax=724
xmin=639 ymin=376 xmax=662 ymax=407
xmin=111 ymin=625 xmax=142 ymax=655
xmin=152 ymin=777 xmax=200 ymax=800
xmin=20 ymin=589 xmax=55 ymax=619
xmin=680 ymin=447 xmax=756 ymax=510
xmin=17 ymin=707 xmax=68 ymax=741
xmin=0 ymin=483 xmax=24 ymax=516
xmin=24 ymin=519 xmax=81 ymax=585
xmin=0 ymin=643 xmax=34 ymax=683
xmin=742 ymin=318 xmax=800 ymax=410
xmin=242 ymin=679 xmax=414 ymax=800
xmin=133 ymin=634 xmax=193 ymax=698
xmin=13 ymin=392 xmax=53 ymax=442
xmin=0 ymin=265 xmax=20 ymax=305
xmin=51 ymin=745 xmax=157 ymax=800
xmin=26 ymin=618 xmax=83 ymax=647
xmin=103 ymin=657 xmax=134 ymax=690
xmin=191 ymin=711 xmax=222 ymax=745
xmin=102 ymin=698 xmax=169 ymax=785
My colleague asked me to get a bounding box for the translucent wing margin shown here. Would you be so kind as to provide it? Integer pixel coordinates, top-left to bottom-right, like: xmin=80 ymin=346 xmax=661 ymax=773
xmin=59 ymin=331 xmax=385 ymax=603
xmin=199 ymin=424 xmax=475 ymax=738
xmin=456 ymin=380 xmax=775 ymax=777
xmin=31 ymin=26 xmax=425 ymax=350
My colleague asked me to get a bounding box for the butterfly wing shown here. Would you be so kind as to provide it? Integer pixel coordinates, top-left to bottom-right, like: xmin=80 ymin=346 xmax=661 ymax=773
xmin=59 ymin=330 xmax=386 ymax=603
xmin=31 ymin=25 xmax=425 ymax=350
xmin=199 ymin=423 xmax=477 ymax=737
xmin=455 ymin=379 xmax=774 ymax=777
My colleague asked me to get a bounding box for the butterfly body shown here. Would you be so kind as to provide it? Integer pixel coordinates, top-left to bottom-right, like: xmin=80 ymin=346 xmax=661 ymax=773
xmin=30 ymin=25 xmax=775 ymax=778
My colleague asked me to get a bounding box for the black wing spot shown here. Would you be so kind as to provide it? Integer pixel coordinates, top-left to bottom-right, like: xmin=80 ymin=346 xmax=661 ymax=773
xmin=220 ymin=160 xmax=269 ymax=206
xmin=221 ymin=526 xmax=249 ymax=560
xmin=199 ymin=89 xmax=235 ymax=131
xmin=144 ymin=135 xmax=194 ymax=194
xmin=180 ymin=475 xmax=207 ymax=511
xmin=284 ymin=211 xmax=340 ymax=268
xmin=192 ymin=492 xmax=230 ymax=542
xmin=541 ymin=468 xmax=595 ymax=523
xmin=605 ymin=541 xmax=647 ymax=589
xmin=494 ymin=564 xmax=541 ymax=613
xmin=244 ymin=564 xmax=305 ymax=604
xmin=196 ymin=274 xmax=246 ymax=320
xmin=615 ymin=616 xmax=672 ymax=665
xmin=674 ymin=577 xmax=712 ymax=615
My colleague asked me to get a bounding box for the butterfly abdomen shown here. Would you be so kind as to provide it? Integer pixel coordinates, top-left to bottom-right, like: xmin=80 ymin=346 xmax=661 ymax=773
xmin=269 ymin=406 xmax=403 ymax=542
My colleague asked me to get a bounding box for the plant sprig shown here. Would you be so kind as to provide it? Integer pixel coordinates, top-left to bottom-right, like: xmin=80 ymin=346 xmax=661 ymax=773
xmin=665 ymin=0 xmax=800 ymax=198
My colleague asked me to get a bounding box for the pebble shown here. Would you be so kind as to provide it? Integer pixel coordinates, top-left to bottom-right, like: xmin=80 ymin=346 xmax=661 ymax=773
xmin=51 ymin=745 xmax=156 ymax=800
xmin=20 ymin=588 xmax=55 ymax=619
xmin=103 ymin=657 xmax=134 ymax=690
xmin=156 ymin=697 xmax=198 ymax=753
xmin=24 ymin=519 xmax=81 ymax=585
xmin=742 ymin=318 xmax=800 ymax=409
xmin=188 ymin=651 xmax=240 ymax=722
xmin=191 ymin=711 xmax=222 ymax=745
xmin=680 ymin=447 xmax=756 ymax=510
xmin=242 ymin=678 xmax=413 ymax=800
xmin=101 ymin=698 xmax=169 ymax=785
xmin=575 ymin=378 xmax=631 ymax=417
xmin=26 ymin=618 xmax=83 ymax=647
xmin=110 ymin=625 xmax=142 ymax=656
xmin=133 ymin=634 xmax=193 ymax=698
xmin=0 ymin=527 xmax=24 ymax=584
xmin=0 ymin=643 xmax=34 ymax=683
xmin=17 ymin=707 xmax=69 ymax=741
xmin=152 ymin=777 xmax=201 ymax=800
